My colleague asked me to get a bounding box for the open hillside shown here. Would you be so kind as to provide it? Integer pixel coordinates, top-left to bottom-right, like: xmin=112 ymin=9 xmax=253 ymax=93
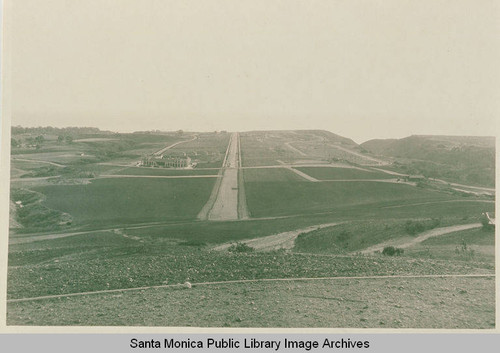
xmin=361 ymin=135 xmax=495 ymax=187
xmin=7 ymin=127 xmax=495 ymax=328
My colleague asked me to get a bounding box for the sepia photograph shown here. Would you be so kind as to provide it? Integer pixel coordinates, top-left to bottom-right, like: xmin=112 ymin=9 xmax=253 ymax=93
xmin=1 ymin=0 xmax=497 ymax=330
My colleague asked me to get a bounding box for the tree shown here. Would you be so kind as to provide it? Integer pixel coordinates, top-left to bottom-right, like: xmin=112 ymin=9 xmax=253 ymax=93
xmin=57 ymin=135 xmax=64 ymax=143
xmin=35 ymin=135 xmax=45 ymax=144
xmin=11 ymin=138 xmax=19 ymax=147
xmin=65 ymin=136 xmax=73 ymax=144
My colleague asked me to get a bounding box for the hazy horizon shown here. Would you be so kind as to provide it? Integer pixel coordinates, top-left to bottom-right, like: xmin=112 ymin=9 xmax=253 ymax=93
xmin=8 ymin=0 xmax=499 ymax=144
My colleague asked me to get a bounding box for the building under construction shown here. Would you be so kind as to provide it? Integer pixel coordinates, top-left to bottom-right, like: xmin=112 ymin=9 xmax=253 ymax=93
xmin=140 ymin=155 xmax=192 ymax=168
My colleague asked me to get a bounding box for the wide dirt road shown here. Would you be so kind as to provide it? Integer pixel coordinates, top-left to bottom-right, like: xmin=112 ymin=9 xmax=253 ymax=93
xmin=213 ymin=222 xmax=341 ymax=251
xmin=359 ymin=223 xmax=482 ymax=254
xmin=207 ymin=132 xmax=240 ymax=221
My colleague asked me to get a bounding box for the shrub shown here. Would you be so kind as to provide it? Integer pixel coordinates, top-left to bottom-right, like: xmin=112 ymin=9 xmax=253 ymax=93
xmin=178 ymin=240 xmax=207 ymax=247
xmin=382 ymin=246 xmax=404 ymax=256
xmin=455 ymin=240 xmax=475 ymax=260
xmin=228 ymin=242 xmax=255 ymax=253
xmin=404 ymin=218 xmax=441 ymax=235
xmin=404 ymin=220 xmax=426 ymax=235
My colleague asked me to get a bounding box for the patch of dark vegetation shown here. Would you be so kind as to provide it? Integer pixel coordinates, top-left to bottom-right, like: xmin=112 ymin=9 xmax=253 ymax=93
xmin=404 ymin=218 xmax=441 ymax=236
xmin=228 ymin=242 xmax=255 ymax=253
xmin=480 ymin=214 xmax=495 ymax=231
xmin=10 ymin=188 xmax=72 ymax=231
xmin=382 ymin=246 xmax=404 ymax=256
xmin=455 ymin=240 xmax=475 ymax=260
xmin=178 ymin=240 xmax=207 ymax=247
xmin=20 ymin=166 xmax=61 ymax=178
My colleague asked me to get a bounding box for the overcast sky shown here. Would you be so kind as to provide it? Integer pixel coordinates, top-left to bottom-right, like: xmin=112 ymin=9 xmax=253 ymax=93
xmin=7 ymin=0 xmax=499 ymax=143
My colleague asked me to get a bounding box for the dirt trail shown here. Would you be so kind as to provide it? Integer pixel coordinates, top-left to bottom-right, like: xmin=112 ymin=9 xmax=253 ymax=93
xmin=7 ymin=273 xmax=493 ymax=304
xmin=97 ymin=174 xmax=219 ymax=179
xmin=371 ymin=168 xmax=495 ymax=195
xmin=237 ymin=133 xmax=250 ymax=219
xmin=10 ymin=176 xmax=61 ymax=182
xmin=198 ymin=133 xmax=242 ymax=221
xmin=207 ymin=133 xmax=240 ymax=220
xmin=12 ymin=158 xmax=66 ymax=168
xmin=284 ymin=142 xmax=307 ymax=156
xmin=328 ymin=144 xmax=388 ymax=165
xmin=287 ymin=167 xmax=319 ymax=182
xmin=241 ymin=164 xmax=369 ymax=170
xmin=381 ymin=200 xmax=494 ymax=209
xmin=153 ymin=135 xmax=198 ymax=156
xmin=213 ymin=222 xmax=341 ymax=251
xmin=359 ymin=223 xmax=482 ymax=254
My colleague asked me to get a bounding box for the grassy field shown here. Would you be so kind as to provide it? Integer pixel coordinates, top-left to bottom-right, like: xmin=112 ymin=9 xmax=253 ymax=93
xmin=404 ymin=226 xmax=495 ymax=262
xmin=295 ymin=167 xmax=394 ymax=180
xmin=244 ymin=177 xmax=456 ymax=218
xmin=243 ymin=168 xmax=304 ymax=182
xmin=28 ymin=178 xmax=216 ymax=228
xmin=240 ymin=132 xmax=302 ymax=167
xmin=107 ymin=167 xmax=218 ymax=176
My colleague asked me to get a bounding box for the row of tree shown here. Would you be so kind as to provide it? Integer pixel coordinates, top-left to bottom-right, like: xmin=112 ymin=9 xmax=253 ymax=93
xmin=12 ymin=126 xmax=103 ymax=135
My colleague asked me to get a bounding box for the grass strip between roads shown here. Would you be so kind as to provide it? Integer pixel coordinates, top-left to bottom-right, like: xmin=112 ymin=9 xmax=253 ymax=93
xmin=8 ymin=273 xmax=494 ymax=304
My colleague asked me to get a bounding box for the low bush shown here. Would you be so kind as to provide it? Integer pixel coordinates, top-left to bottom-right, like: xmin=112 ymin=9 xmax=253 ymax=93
xmin=382 ymin=246 xmax=404 ymax=256
xmin=227 ymin=242 xmax=255 ymax=253
xmin=404 ymin=218 xmax=441 ymax=235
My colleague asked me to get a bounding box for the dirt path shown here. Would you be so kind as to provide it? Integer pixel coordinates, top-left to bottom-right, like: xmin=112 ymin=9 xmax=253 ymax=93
xmin=10 ymin=176 xmax=61 ymax=182
xmin=371 ymin=168 xmax=495 ymax=194
xmin=381 ymin=199 xmax=494 ymax=209
xmin=241 ymin=163 xmax=369 ymax=170
xmin=328 ymin=144 xmax=388 ymax=165
xmin=12 ymin=158 xmax=66 ymax=168
xmin=287 ymin=167 xmax=319 ymax=182
xmin=8 ymin=219 xmax=201 ymax=245
xmin=213 ymin=222 xmax=341 ymax=251
xmin=153 ymin=135 xmax=198 ymax=156
xmin=97 ymin=174 xmax=219 ymax=179
xmin=237 ymin=133 xmax=250 ymax=219
xmin=8 ymin=273 xmax=493 ymax=303
xmin=197 ymin=132 xmax=241 ymax=221
xmin=370 ymin=167 xmax=407 ymax=176
xmin=359 ymin=223 xmax=482 ymax=254
xmin=284 ymin=142 xmax=307 ymax=156
xmin=320 ymin=178 xmax=400 ymax=183
xmin=207 ymin=133 xmax=240 ymax=220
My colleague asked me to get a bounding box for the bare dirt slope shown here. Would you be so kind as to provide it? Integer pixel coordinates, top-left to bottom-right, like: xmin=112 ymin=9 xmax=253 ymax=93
xmin=359 ymin=223 xmax=482 ymax=254
xmin=213 ymin=222 xmax=341 ymax=251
